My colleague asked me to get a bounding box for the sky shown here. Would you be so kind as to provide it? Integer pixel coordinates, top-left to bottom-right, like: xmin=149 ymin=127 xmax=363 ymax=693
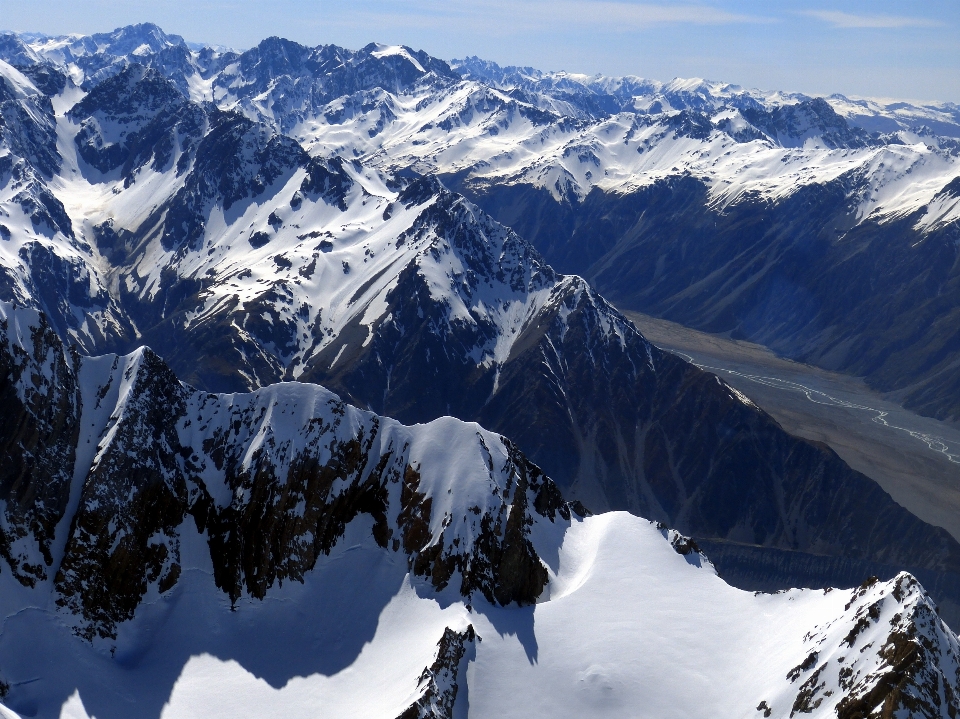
xmin=1 ymin=0 xmax=958 ymax=102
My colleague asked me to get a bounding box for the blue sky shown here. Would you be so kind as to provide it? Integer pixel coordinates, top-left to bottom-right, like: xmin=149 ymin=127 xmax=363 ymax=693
xmin=1 ymin=0 xmax=958 ymax=101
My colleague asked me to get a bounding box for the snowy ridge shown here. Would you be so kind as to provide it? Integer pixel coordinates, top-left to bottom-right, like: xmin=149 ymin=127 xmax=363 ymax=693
xmin=772 ymin=572 xmax=960 ymax=716
xmin=0 ymin=60 xmax=40 ymax=100
xmin=22 ymin=24 xmax=186 ymax=68
xmin=293 ymin=77 xmax=960 ymax=227
xmin=13 ymin=24 xmax=189 ymax=89
xmin=453 ymin=55 xmax=960 ymax=137
xmin=918 ymin=177 xmax=960 ymax=231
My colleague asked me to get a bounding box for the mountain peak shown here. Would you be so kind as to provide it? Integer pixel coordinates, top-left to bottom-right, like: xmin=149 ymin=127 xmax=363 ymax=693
xmin=91 ymin=22 xmax=187 ymax=55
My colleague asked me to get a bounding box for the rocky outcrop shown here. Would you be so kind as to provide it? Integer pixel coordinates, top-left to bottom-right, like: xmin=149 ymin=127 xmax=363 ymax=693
xmin=397 ymin=625 xmax=479 ymax=719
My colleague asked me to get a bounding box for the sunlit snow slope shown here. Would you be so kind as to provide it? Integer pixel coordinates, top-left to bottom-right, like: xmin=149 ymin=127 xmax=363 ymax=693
xmin=2 ymin=513 xmax=958 ymax=719
xmin=1 ymin=299 xmax=959 ymax=718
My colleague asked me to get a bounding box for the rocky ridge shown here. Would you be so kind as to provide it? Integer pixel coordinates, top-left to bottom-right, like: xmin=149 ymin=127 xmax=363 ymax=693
xmin=397 ymin=625 xmax=479 ymax=719
xmin=0 ymin=302 xmax=579 ymax=642
xmin=773 ymin=573 xmax=960 ymax=718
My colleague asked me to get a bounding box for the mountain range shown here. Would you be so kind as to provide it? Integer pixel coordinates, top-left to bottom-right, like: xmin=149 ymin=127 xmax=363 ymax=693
xmin=1 ymin=22 xmax=959 ymax=718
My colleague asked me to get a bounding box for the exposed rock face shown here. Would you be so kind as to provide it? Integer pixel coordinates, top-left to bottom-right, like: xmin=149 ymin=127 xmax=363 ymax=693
xmin=0 ymin=307 xmax=80 ymax=586
xmin=739 ymin=97 xmax=876 ymax=149
xmin=5 ymin=295 xmax=960 ymax=640
xmin=54 ymin=347 xmax=189 ymax=640
xmin=0 ymin=35 xmax=42 ymax=69
xmin=0 ymin=64 xmax=60 ymax=178
xmin=6 ymin=56 xmax=960 ymax=617
xmin=0 ymin=302 xmax=579 ymax=640
xmin=12 ymin=63 xmax=67 ymax=98
xmin=2 ymin=24 xmax=960 ymax=719
xmin=398 ymin=625 xmax=479 ymax=719
xmin=153 ymin=110 xmax=305 ymax=255
xmin=67 ymin=64 xmax=204 ymax=180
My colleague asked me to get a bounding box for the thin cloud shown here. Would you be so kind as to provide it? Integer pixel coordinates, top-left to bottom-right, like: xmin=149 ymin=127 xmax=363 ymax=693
xmin=539 ymin=2 xmax=773 ymax=26
xmin=323 ymin=1 xmax=774 ymax=34
xmin=802 ymin=10 xmax=942 ymax=29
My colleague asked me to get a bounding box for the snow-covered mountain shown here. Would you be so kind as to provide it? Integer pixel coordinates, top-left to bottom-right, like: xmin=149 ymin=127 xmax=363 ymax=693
xmin=1 ymin=301 xmax=959 ymax=718
xmin=140 ymin=33 xmax=958 ymax=420
xmin=6 ymin=23 xmax=192 ymax=91
xmin=69 ymin=28 xmax=957 ymax=422
xmin=2 ymin=297 xmax=576 ymax=625
xmin=2 ymin=28 xmax=960 ymax=613
xmin=453 ymin=55 xmax=960 ymax=136
xmin=0 ymin=299 xmax=575 ymax=716
xmin=7 ymin=513 xmax=960 ymax=718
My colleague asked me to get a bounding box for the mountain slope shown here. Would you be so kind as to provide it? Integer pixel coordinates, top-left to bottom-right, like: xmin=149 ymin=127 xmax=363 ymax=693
xmin=0 ymin=58 xmax=131 ymax=352
xmin=0 ymin=302 xmax=574 ymax=643
xmin=455 ymin=163 xmax=960 ymax=422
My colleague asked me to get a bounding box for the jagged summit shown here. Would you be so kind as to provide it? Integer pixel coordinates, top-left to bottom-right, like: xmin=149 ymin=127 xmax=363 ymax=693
xmin=6 ymin=23 xmax=959 ymax=136
xmin=29 ymin=22 xmax=187 ymax=60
